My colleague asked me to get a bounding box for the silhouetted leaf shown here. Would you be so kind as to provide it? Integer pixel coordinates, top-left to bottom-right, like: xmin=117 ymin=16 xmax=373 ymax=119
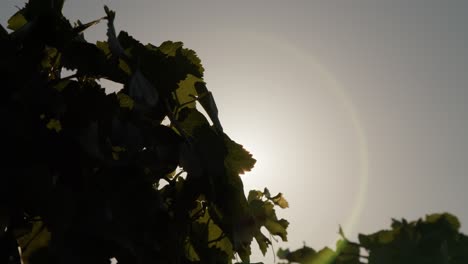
xmin=177 ymin=108 xmax=210 ymax=137
xmin=195 ymin=81 xmax=223 ymax=132
xmin=224 ymin=135 xmax=256 ymax=175
xmin=73 ymin=16 xmax=106 ymax=34
xmin=181 ymin=47 xmax=205 ymax=75
xmin=53 ymin=80 xmax=70 ymax=92
xmin=174 ymin=74 xmax=201 ymax=110
xmin=119 ymin=58 xmax=132 ymax=75
xmin=1 ymin=3 xmax=286 ymax=263
xmin=46 ymin=119 xmax=62 ymax=132
xmin=271 ymin=193 xmax=289 ymax=209
xmin=184 ymin=237 xmax=201 ymax=262
xmin=277 ymin=245 xmax=316 ymax=264
xmin=254 ymin=232 xmax=271 ymax=256
xmin=426 ymin=212 xmax=461 ymax=231
xmin=117 ymin=92 xmax=134 ymax=110
xmin=159 ymin=41 xmax=183 ymax=57
xmin=96 ymin=41 xmax=111 ymax=57
xmin=104 ymin=6 xmax=125 ymax=57
xmin=128 ymin=68 xmax=159 ymax=107
xmin=248 ymin=190 xmax=263 ymax=203
xmin=16 ymin=221 xmax=50 ymax=264
xmin=336 ymin=240 xmax=360 ymax=264
xmin=7 ymin=12 xmax=27 ymax=31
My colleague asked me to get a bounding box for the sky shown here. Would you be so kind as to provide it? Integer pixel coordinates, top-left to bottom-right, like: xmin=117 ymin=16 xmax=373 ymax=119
xmin=2 ymin=0 xmax=468 ymax=263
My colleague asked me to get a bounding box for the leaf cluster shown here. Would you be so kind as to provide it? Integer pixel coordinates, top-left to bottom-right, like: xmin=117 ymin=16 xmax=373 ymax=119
xmin=0 ymin=1 xmax=288 ymax=263
xmin=278 ymin=213 xmax=468 ymax=264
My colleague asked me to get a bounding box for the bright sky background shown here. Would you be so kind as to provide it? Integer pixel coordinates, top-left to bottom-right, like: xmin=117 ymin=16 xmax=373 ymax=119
xmin=2 ymin=1 xmax=468 ymax=263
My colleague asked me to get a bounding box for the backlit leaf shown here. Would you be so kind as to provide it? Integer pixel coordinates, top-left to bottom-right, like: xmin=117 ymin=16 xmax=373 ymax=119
xmin=129 ymin=69 xmax=158 ymax=107
xmin=46 ymin=119 xmax=62 ymax=133
xmin=119 ymin=58 xmax=132 ymax=75
xmin=7 ymin=12 xmax=27 ymax=31
xmin=315 ymin=247 xmax=337 ymax=264
xmin=73 ymin=16 xmax=106 ymax=34
xmin=271 ymin=193 xmax=289 ymax=209
xmin=1 ymin=4 xmax=290 ymax=263
xmin=277 ymin=245 xmax=317 ymax=264
xmin=336 ymin=240 xmax=360 ymax=263
xmin=96 ymin=41 xmax=111 ymax=56
xmin=254 ymin=232 xmax=271 ymax=255
xmin=159 ymin=41 xmax=183 ymax=57
xmin=184 ymin=237 xmax=201 ymax=261
xmin=181 ymin=47 xmax=205 ymax=75
xmin=224 ymin=135 xmax=256 ymax=175
xmin=53 ymin=80 xmax=70 ymax=92
xmin=248 ymin=190 xmax=263 ymax=203
xmin=41 ymin=47 xmax=59 ymax=69
xmin=377 ymin=230 xmax=395 ymax=244
xmin=174 ymin=74 xmax=202 ymax=110
xmin=264 ymin=218 xmax=288 ymax=241
xmin=104 ymin=6 xmax=125 ymax=57
xmin=426 ymin=212 xmax=461 ymax=231
xmin=177 ymin=108 xmax=210 ymax=136
xmin=16 ymin=221 xmax=51 ymax=264
xmin=195 ymin=82 xmax=223 ymax=132
xmin=117 ymin=92 xmax=134 ymax=109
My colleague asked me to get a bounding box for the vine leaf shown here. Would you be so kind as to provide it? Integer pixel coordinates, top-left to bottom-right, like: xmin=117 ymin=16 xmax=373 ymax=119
xmin=7 ymin=12 xmax=27 ymax=31
xmin=184 ymin=237 xmax=201 ymax=261
xmin=104 ymin=6 xmax=125 ymax=57
xmin=247 ymin=190 xmax=263 ymax=203
xmin=2 ymin=2 xmax=289 ymax=263
xmin=53 ymin=80 xmax=70 ymax=92
xmin=96 ymin=41 xmax=111 ymax=57
xmin=264 ymin=218 xmax=288 ymax=241
xmin=73 ymin=16 xmax=106 ymax=34
xmin=119 ymin=58 xmax=132 ymax=75
xmin=159 ymin=41 xmax=183 ymax=57
xmin=158 ymin=40 xmax=204 ymax=75
xmin=117 ymin=93 xmax=134 ymax=110
xmin=270 ymin=193 xmax=289 ymax=209
xmin=426 ymin=212 xmax=461 ymax=231
xmin=197 ymin=210 xmax=234 ymax=259
xmin=181 ymin=47 xmax=205 ymax=75
xmin=254 ymin=232 xmax=271 ymax=256
xmin=277 ymin=245 xmax=317 ymax=263
xmin=128 ymin=69 xmax=158 ymax=107
xmin=224 ymin=135 xmax=256 ymax=175
xmin=336 ymin=239 xmax=360 ymax=263
xmin=174 ymin=74 xmax=202 ymax=111
xmin=249 ymin=198 xmax=289 ymax=253
xmin=263 ymin=202 xmax=288 ymax=241
xmin=195 ymin=81 xmax=223 ymax=133
xmin=177 ymin=108 xmax=210 ymax=137
xmin=15 ymin=221 xmax=51 ymax=264
xmin=46 ymin=119 xmax=62 ymax=133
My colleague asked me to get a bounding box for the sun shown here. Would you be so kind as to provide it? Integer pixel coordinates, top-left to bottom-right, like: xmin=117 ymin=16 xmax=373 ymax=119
xmin=184 ymin=28 xmax=370 ymax=262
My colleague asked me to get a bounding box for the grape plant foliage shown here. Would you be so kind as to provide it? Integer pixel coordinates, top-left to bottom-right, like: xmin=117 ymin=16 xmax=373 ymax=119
xmin=0 ymin=1 xmax=289 ymax=263
xmin=2 ymin=1 xmax=468 ymax=264
xmin=278 ymin=213 xmax=468 ymax=264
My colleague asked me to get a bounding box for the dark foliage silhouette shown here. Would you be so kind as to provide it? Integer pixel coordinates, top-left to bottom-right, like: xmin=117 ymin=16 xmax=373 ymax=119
xmin=3 ymin=2 xmax=467 ymax=264
xmin=0 ymin=1 xmax=289 ymax=263
xmin=278 ymin=213 xmax=468 ymax=264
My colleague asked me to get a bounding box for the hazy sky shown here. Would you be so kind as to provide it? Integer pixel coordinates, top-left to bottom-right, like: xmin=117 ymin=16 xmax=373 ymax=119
xmin=2 ymin=1 xmax=468 ymax=263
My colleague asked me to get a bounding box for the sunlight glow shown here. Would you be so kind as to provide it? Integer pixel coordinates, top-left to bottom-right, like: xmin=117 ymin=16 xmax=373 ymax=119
xmin=201 ymin=29 xmax=370 ymax=257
